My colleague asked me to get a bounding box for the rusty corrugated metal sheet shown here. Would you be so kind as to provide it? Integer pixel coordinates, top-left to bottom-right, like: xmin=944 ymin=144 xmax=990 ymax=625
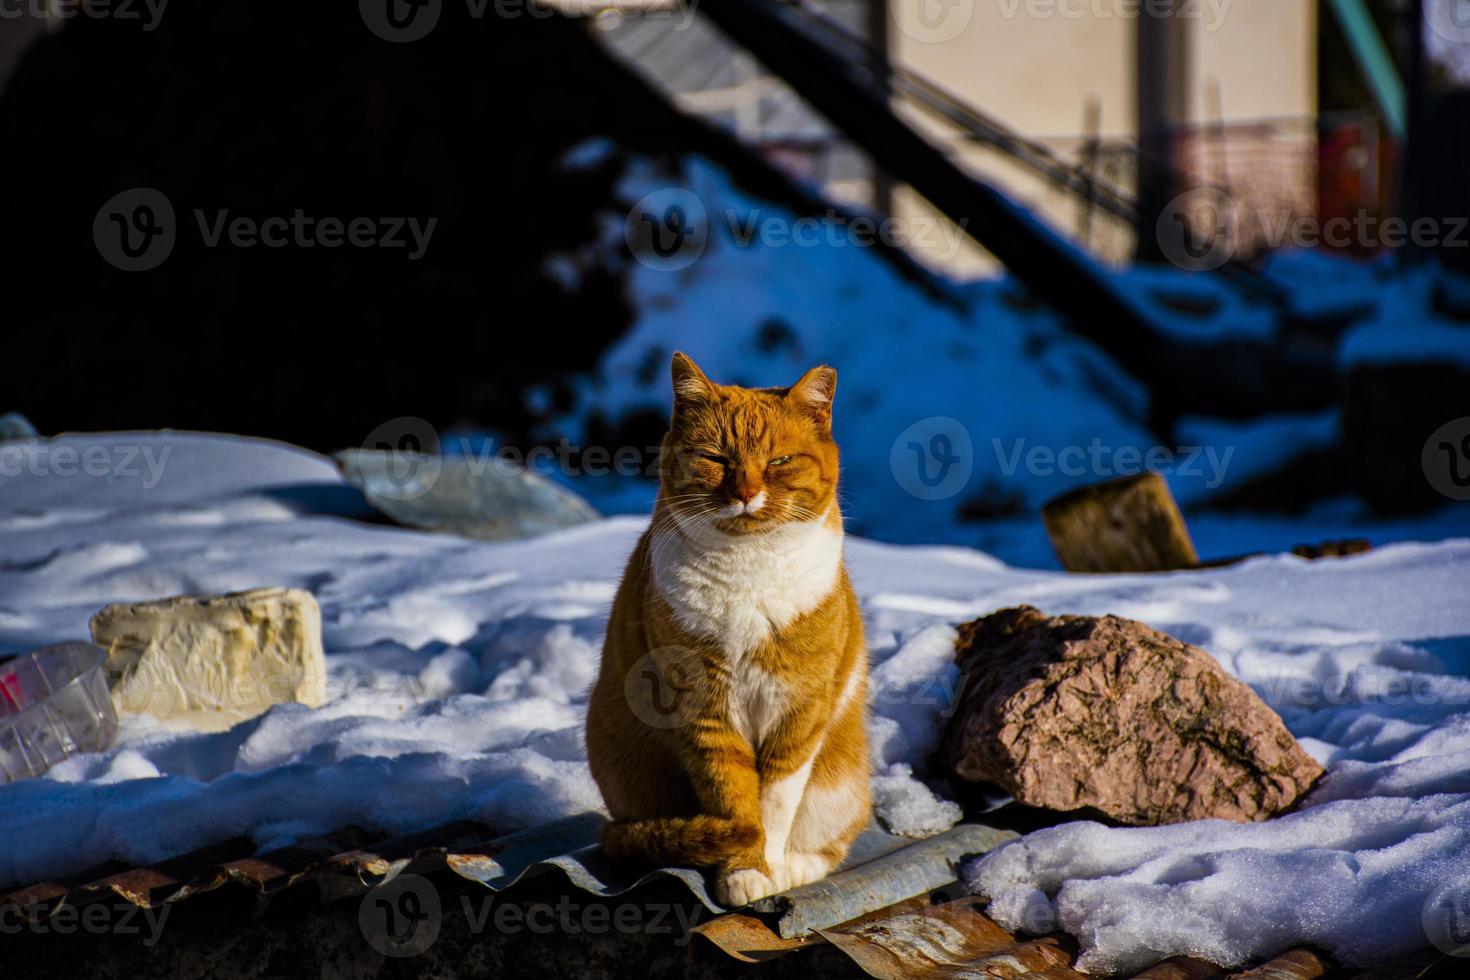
xmin=818 ymin=895 xmax=1084 ymax=980
xmin=0 ymin=816 xmax=1443 ymax=980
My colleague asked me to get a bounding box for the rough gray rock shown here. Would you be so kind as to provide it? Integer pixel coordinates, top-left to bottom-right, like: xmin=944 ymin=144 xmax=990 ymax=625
xmin=336 ymin=449 xmax=600 ymax=541
xmin=942 ymin=606 xmax=1323 ymax=826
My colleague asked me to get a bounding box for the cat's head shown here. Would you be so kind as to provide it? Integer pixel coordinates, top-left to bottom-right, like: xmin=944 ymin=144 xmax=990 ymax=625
xmin=659 ymin=352 xmax=840 ymax=536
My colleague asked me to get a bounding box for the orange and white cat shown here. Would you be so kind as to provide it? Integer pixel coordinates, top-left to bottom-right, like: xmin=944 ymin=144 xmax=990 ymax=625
xmin=587 ymin=353 xmax=870 ymax=906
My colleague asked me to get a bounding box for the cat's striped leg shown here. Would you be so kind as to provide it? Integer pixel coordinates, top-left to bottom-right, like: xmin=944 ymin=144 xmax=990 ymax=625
xmin=781 ymin=685 xmax=871 ymax=890
xmin=751 ymin=695 xmax=831 ymax=894
xmin=669 ymin=713 xmax=780 ymax=906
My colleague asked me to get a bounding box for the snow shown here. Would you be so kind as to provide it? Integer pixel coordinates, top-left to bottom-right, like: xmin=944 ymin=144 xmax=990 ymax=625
xmin=545 ymin=155 xmax=1470 ymax=565
xmin=1340 ymin=264 xmax=1470 ymax=370
xmin=3 ymin=430 xmax=1469 ymax=975
xmin=553 ymin=155 xmax=1158 ymax=545
xmin=963 ymin=538 xmax=1470 ymax=971
xmin=0 ymin=432 xmax=966 ymax=882
xmin=968 ymin=796 xmax=1470 ymax=974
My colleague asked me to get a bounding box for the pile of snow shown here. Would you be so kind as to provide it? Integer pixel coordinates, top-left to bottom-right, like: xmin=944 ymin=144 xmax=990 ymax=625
xmin=3 ymin=432 xmax=1469 ymax=974
xmin=545 ymin=152 xmax=1470 ymax=563
xmin=969 ymin=795 xmax=1470 ymax=973
xmin=1340 ymin=263 xmax=1470 ymax=371
xmin=552 ymin=154 xmax=1159 ymax=544
xmin=0 ymin=433 xmax=959 ymax=884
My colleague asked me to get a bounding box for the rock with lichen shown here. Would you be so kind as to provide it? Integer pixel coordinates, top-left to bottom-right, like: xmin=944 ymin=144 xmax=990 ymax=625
xmin=941 ymin=606 xmax=1323 ymax=826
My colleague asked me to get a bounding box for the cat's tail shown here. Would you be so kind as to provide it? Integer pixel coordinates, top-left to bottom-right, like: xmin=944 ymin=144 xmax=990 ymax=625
xmin=600 ymin=816 xmax=757 ymax=868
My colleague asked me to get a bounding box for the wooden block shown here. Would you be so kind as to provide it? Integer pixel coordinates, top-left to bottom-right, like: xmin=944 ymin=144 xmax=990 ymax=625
xmin=1043 ymin=472 xmax=1199 ymax=573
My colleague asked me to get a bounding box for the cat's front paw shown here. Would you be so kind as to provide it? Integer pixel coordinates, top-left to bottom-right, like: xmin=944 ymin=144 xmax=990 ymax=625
xmin=774 ymin=852 xmax=833 ymax=891
xmin=715 ymin=868 xmax=778 ymax=907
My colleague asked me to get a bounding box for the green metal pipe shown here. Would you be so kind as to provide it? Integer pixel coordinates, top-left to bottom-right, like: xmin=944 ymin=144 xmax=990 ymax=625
xmin=1325 ymin=0 xmax=1407 ymax=139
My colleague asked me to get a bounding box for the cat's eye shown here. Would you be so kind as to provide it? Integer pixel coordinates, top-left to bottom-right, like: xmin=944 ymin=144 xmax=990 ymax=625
xmin=769 ymin=455 xmax=793 ymax=467
xmin=698 ymin=451 xmax=727 ymax=464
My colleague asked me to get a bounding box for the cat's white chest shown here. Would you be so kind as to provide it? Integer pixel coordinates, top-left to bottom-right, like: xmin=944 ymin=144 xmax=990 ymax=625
xmin=650 ymin=516 xmax=843 ymax=656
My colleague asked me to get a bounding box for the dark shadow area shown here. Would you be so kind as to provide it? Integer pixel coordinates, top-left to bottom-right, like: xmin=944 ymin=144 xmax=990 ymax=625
xmin=0 ymin=1 xmax=887 ymax=456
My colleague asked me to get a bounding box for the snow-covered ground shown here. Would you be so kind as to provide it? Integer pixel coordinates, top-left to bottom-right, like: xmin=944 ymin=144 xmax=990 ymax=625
xmin=2 ymin=432 xmax=1469 ymax=972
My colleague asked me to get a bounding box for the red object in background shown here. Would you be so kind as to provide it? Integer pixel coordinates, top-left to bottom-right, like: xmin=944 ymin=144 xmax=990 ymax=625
xmin=1318 ymin=115 xmax=1400 ymax=256
xmin=0 ymin=666 xmax=26 ymax=715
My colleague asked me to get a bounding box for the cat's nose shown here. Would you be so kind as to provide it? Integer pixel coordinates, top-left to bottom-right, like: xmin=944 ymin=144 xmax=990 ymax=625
xmin=733 ymin=489 xmax=766 ymax=514
xmin=735 ymin=486 xmax=759 ymax=503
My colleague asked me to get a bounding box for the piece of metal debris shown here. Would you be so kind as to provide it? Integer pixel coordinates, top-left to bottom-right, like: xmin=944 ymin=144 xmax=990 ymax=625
xmin=751 ymin=823 xmax=1017 ymax=939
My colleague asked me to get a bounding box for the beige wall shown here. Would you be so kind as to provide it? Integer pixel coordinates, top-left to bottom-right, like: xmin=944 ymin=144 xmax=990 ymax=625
xmin=887 ymin=0 xmax=1317 ymax=277
xmin=1191 ymin=1 xmax=1316 ymax=122
xmin=892 ymin=1 xmax=1138 ymax=138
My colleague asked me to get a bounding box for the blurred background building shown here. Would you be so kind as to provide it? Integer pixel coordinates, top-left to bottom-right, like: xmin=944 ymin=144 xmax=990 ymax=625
xmin=586 ymin=0 xmax=1428 ymax=274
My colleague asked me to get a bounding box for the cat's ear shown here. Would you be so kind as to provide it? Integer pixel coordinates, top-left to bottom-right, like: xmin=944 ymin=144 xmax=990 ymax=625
xmin=671 ymin=352 xmax=714 ymax=410
xmin=787 ymin=365 xmax=837 ymax=427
